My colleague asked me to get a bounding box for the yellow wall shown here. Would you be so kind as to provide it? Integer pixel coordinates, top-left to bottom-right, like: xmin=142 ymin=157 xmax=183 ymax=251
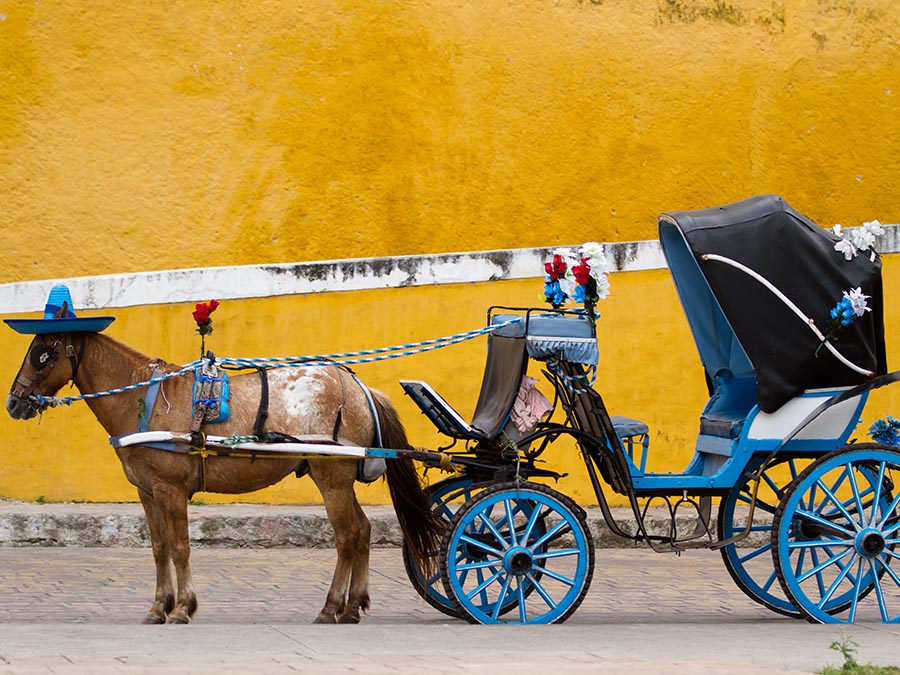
xmin=2 ymin=257 xmax=899 ymax=505
xmin=1 ymin=0 xmax=899 ymax=283
xmin=2 ymin=0 xmax=900 ymax=503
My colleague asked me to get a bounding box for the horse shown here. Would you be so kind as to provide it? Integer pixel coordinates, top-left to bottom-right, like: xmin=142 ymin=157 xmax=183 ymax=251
xmin=5 ymin=302 xmax=442 ymax=625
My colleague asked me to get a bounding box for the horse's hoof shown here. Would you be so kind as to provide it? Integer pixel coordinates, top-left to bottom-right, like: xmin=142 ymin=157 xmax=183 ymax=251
xmin=338 ymin=612 xmax=360 ymax=624
xmin=165 ymin=611 xmax=191 ymax=624
xmin=141 ymin=613 xmax=166 ymax=625
xmin=312 ymin=612 xmax=337 ymax=624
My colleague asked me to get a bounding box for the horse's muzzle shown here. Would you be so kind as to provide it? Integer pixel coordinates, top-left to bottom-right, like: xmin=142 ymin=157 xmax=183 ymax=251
xmin=6 ymin=394 xmax=38 ymax=420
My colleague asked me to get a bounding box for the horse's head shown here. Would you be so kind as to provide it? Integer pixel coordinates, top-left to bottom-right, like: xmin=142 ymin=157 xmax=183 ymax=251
xmin=5 ymin=285 xmax=115 ymax=420
xmin=7 ymin=305 xmax=83 ymax=420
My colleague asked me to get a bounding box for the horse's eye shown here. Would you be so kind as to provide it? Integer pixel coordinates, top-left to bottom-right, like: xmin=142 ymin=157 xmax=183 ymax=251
xmin=29 ymin=347 xmax=53 ymax=369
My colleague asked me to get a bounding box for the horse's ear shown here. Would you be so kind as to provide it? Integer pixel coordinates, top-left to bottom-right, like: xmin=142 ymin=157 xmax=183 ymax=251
xmin=54 ymin=301 xmax=70 ymax=319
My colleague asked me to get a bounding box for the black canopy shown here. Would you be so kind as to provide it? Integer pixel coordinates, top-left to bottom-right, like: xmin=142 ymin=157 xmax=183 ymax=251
xmin=659 ymin=195 xmax=887 ymax=413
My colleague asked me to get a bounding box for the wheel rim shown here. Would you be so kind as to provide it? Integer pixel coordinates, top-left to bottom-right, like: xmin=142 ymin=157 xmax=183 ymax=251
xmin=441 ymin=483 xmax=594 ymax=624
xmin=773 ymin=445 xmax=900 ymax=623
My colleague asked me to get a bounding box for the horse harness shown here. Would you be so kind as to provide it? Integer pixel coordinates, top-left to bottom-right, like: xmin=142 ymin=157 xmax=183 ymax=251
xmin=12 ymin=334 xmax=85 ymax=413
xmin=140 ymin=359 xmax=385 ymax=493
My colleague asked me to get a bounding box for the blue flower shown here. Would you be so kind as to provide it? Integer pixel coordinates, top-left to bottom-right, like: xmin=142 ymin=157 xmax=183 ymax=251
xmin=819 ymin=288 xmax=872 ymax=356
xmin=869 ymin=416 xmax=900 ymax=446
xmin=830 ymin=298 xmax=855 ymax=326
xmin=573 ymin=284 xmax=586 ymax=303
xmin=543 ymin=281 xmax=566 ymax=308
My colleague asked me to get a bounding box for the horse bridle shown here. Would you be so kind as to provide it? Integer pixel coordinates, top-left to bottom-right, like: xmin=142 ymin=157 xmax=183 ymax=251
xmin=11 ymin=333 xmax=86 ymax=412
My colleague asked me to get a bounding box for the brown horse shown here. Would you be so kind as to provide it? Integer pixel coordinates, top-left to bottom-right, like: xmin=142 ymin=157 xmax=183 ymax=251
xmin=5 ymin=308 xmax=442 ymax=624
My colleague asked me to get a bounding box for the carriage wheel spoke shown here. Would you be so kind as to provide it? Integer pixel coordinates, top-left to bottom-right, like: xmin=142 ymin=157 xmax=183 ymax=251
xmin=525 ymin=570 xmax=559 ymax=611
xmin=530 ymin=519 xmax=572 ymax=551
xmin=736 ymin=490 xmax=779 ymax=517
xmin=868 ymin=557 xmax=892 ymax=623
xmin=794 ymin=544 xmax=854 ymax=584
xmin=762 ymin=470 xmax=784 ymax=497
xmin=812 ymin=482 xmax=860 ymax=532
xmin=488 ymin=573 xmax=514 ymax=621
xmin=814 ymin=551 xmax=858 ymax=608
xmin=736 ymin=542 xmax=771 ymax=564
xmin=479 ymin=515 xmax=511 ymax=550
xmin=503 ymin=501 xmax=518 ymax=547
xmin=793 ymin=546 xmax=807 ymax=582
xmin=846 ymin=464 xmax=869 ymax=529
xmin=517 ymin=579 xmax=528 ymax=623
xmin=534 ymin=547 xmax=582 ymax=561
xmin=846 ymin=557 xmax=865 ymax=623
xmin=867 ymin=462 xmax=887 ymax=528
xmin=795 ymin=507 xmax=855 ymax=538
xmin=531 ymin=562 xmax=576 ymax=587
xmin=810 ymin=547 xmax=827 ymax=598
xmin=467 ymin=568 xmax=503 ymax=602
xmin=877 ymin=493 xmax=900 ymax=530
xmin=459 ymin=532 xmax=504 ymax=558
xmin=520 ymin=504 xmax=543 ymax=546
xmin=761 ymin=569 xmax=778 ymax=593
xmin=456 ymin=558 xmax=507 ymax=572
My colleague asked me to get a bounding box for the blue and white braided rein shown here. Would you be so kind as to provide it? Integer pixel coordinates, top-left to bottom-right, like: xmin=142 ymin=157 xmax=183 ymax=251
xmin=31 ymin=317 xmax=524 ymax=408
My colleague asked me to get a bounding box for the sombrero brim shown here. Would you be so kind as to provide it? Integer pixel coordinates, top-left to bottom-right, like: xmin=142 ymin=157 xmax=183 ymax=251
xmin=3 ymin=316 xmax=116 ymax=335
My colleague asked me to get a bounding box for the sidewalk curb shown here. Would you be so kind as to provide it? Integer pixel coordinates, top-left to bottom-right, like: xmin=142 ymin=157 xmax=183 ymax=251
xmin=0 ymin=500 xmax=722 ymax=549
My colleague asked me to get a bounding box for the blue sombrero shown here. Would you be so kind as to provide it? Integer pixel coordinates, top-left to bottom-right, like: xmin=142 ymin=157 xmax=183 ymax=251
xmin=3 ymin=285 xmax=116 ymax=335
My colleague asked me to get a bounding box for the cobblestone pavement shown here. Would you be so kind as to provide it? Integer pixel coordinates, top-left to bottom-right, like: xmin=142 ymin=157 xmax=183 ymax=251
xmin=0 ymin=547 xmax=898 ymax=674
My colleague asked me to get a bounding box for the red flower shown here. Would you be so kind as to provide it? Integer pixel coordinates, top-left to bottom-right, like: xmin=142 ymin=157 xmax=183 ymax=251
xmin=572 ymin=259 xmax=591 ymax=285
xmin=193 ymin=300 xmax=219 ymax=330
xmin=544 ymin=254 xmax=567 ymax=281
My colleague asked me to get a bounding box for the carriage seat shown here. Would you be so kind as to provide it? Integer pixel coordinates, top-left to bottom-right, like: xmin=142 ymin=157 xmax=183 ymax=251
xmin=610 ymin=415 xmax=650 ymax=471
xmin=400 ymin=380 xmax=492 ymax=440
xmin=698 ymin=410 xmax=746 ymax=440
xmin=400 ymin=331 xmax=529 ymax=442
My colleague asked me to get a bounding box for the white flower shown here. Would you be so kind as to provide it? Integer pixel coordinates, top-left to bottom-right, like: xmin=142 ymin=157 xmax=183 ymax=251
xmin=834 ymin=239 xmax=857 ymax=261
xmin=863 ymin=219 xmax=885 ymax=236
xmin=843 ymin=287 xmax=871 ymax=317
xmin=558 ymin=275 xmax=577 ymax=299
xmin=580 ymin=241 xmax=605 ymax=261
xmin=831 ymin=218 xmax=884 ymax=260
xmin=851 ymin=227 xmax=878 ymax=252
xmin=594 ymin=273 xmax=611 ymax=299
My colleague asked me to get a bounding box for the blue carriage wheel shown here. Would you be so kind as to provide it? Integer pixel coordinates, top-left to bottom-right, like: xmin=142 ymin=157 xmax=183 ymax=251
xmin=403 ymin=475 xmax=547 ymax=618
xmin=440 ymin=482 xmax=594 ymax=624
xmin=721 ymin=455 xmax=884 ymax=619
xmin=772 ymin=444 xmax=900 ymax=624
xmin=719 ymin=455 xmax=814 ymax=618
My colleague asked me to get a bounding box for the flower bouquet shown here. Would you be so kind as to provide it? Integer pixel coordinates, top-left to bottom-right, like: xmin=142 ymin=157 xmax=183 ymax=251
xmin=543 ymin=242 xmax=610 ymax=321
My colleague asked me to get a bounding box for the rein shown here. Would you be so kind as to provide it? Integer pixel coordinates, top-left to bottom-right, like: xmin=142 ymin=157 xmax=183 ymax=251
xmin=26 ymin=318 xmax=527 ymax=409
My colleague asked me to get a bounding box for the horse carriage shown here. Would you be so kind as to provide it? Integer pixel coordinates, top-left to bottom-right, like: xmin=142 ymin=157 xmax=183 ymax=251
xmin=5 ymin=194 xmax=900 ymax=625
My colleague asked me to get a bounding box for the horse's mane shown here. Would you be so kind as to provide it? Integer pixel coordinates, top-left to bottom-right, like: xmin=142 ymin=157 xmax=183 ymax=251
xmin=91 ymin=333 xmax=184 ymax=381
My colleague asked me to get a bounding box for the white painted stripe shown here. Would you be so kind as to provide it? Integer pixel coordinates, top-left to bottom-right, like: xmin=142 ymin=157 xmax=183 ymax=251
xmin=0 ymin=226 xmax=896 ymax=313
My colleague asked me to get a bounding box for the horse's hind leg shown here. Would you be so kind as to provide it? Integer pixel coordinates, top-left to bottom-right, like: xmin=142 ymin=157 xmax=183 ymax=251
xmin=310 ymin=460 xmax=362 ymax=624
xmin=340 ymin=499 xmax=371 ymax=624
xmin=137 ymin=488 xmax=175 ymax=624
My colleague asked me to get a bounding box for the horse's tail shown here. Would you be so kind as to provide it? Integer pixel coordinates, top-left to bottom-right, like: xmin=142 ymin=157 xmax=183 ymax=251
xmin=370 ymin=389 xmax=443 ymax=577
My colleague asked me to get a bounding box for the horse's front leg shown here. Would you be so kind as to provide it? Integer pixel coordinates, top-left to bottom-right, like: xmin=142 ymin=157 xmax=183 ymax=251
xmin=153 ymin=482 xmax=198 ymax=624
xmin=137 ymin=487 xmax=175 ymax=624
xmin=310 ymin=460 xmax=363 ymax=624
